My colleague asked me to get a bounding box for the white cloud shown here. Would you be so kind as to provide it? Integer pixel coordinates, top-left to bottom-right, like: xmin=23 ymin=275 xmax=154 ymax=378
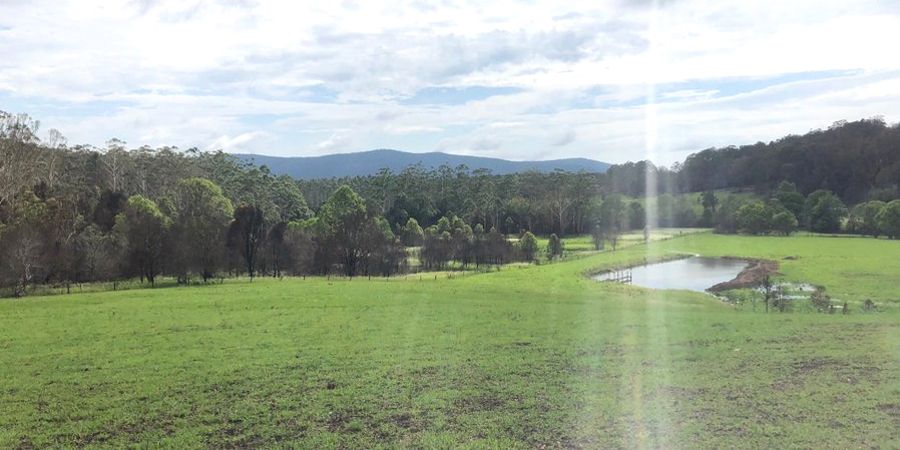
xmin=208 ymin=131 xmax=268 ymax=152
xmin=0 ymin=0 xmax=899 ymax=165
xmin=315 ymin=132 xmax=351 ymax=152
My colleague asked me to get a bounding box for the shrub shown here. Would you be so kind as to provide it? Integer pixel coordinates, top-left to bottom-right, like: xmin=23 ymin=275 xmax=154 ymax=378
xmin=809 ymin=288 xmax=831 ymax=313
xmin=862 ymin=299 xmax=877 ymax=312
xmin=772 ymin=287 xmax=792 ymax=312
xmin=546 ymin=233 xmax=564 ymax=260
xmin=735 ymin=201 xmax=771 ymax=235
xmin=875 ymin=199 xmax=900 ymax=239
xmin=517 ymin=231 xmax=539 ymax=262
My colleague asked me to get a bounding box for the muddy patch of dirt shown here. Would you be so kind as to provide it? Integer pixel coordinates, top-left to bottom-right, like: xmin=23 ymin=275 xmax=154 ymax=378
xmin=708 ymin=258 xmax=779 ymax=292
xmin=15 ymin=436 xmax=35 ymax=450
xmin=791 ymin=357 xmax=841 ymax=375
xmin=454 ymin=393 xmax=505 ymax=413
xmin=325 ymin=410 xmax=356 ymax=432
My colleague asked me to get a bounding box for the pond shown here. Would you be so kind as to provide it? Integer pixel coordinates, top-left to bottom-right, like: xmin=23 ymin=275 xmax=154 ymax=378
xmin=593 ymin=256 xmax=750 ymax=293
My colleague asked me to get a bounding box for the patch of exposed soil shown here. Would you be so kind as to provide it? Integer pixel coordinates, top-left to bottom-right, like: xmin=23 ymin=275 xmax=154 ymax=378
xmin=708 ymin=258 xmax=779 ymax=292
xmin=391 ymin=412 xmax=417 ymax=431
xmin=326 ymin=410 xmax=353 ymax=432
xmin=454 ymin=393 xmax=504 ymax=413
xmin=790 ymin=357 xmax=841 ymax=376
xmin=15 ymin=436 xmax=34 ymax=450
xmin=877 ymin=403 xmax=900 ymax=418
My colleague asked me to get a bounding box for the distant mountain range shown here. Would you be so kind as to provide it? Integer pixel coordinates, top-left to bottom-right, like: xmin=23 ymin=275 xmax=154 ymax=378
xmin=233 ymin=149 xmax=610 ymax=180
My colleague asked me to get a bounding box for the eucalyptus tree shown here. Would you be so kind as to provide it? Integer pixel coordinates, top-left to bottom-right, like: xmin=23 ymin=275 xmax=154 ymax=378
xmin=317 ymin=185 xmax=369 ymax=276
xmin=599 ymin=194 xmax=627 ymax=251
xmin=116 ymin=195 xmax=170 ymax=285
xmin=170 ymin=178 xmax=234 ymax=282
xmin=400 ymin=217 xmax=424 ymax=246
xmin=0 ymin=111 xmax=42 ymax=211
xmin=229 ymin=204 xmax=266 ymax=280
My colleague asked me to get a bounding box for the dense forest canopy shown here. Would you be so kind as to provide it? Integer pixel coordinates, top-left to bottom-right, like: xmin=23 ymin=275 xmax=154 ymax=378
xmin=677 ymin=118 xmax=900 ymax=203
xmin=296 ymin=118 xmax=900 ymax=230
xmin=1 ymin=110 xmax=899 ymax=297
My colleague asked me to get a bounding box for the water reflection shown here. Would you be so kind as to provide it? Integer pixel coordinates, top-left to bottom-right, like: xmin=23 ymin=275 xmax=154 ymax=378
xmin=594 ymin=257 xmax=749 ymax=293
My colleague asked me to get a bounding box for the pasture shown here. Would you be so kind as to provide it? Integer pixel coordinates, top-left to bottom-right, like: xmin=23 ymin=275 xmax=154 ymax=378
xmin=1 ymin=233 xmax=897 ymax=448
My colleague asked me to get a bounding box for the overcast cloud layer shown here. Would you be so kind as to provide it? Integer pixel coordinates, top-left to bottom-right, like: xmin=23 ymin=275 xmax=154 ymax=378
xmin=1 ymin=0 xmax=899 ymax=165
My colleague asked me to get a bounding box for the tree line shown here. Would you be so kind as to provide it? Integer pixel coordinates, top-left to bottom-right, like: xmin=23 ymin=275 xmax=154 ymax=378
xmin=701 ymin=181 xmax=900 ymax=237
xmin=294 ymin=119 xmax=899 ymax=236
xmin=2 ymin=109 xmax=899 ymax=297
xmin=0 ymin=168 xmax=414 ymax=297
xmin=1 ymin=111 xmax=582 ymax=297
xmin=0 ymin=112 xmax=419 ymax=296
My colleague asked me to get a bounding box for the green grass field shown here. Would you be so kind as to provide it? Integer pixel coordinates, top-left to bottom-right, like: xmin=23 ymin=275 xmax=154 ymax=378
xmin=1 ymin=233 xmax=898 ymax=448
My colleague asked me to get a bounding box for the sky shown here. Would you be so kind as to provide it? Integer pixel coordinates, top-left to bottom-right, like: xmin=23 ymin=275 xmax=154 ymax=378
xmin=1 ymin=0 xmax=900 ymax=166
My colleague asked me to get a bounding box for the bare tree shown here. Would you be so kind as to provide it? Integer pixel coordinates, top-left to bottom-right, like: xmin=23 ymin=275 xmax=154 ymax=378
xmin=2 ymin=229 xmax=43 ymax=297
xmin=42 ymin=128 xmax=67 ymax=190
xmin=101 ymin=138 xmax=129 ymax=193
xmin=546 ymin=172 xmax=575 ymax=236
xmin=0 ymin=112 xmax=41 ymax=210
xmin=77 ymin=225 xmax=114 ymax=282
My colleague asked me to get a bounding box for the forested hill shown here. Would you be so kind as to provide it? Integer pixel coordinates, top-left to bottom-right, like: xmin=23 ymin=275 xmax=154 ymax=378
xmin=676 ymin=118 xmax=900 ymax=203
xmin=233 ymin=149 xmax=611 ymax=179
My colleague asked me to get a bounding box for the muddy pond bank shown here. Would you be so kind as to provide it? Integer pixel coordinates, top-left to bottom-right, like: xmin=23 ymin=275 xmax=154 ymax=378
xmin=707 ymin=258 xmax=780 ymax=292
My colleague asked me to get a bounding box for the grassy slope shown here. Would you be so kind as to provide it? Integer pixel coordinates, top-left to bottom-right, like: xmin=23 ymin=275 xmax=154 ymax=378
xmin=0 ymin=233 xmax=897 ymax=448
